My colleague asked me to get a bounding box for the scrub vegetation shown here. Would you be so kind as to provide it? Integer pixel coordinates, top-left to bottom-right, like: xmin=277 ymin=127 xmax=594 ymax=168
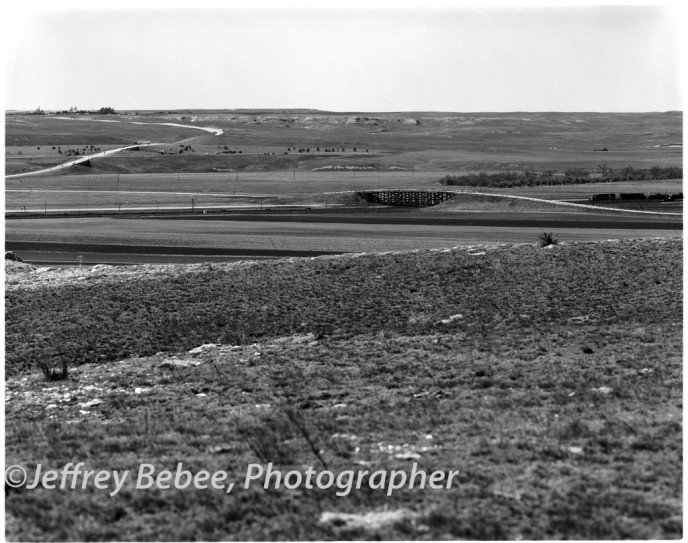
xmin=4 ymin=237 xmax=682 ymax=540
xmin=439 ymin=165 xmax=683 ymax=188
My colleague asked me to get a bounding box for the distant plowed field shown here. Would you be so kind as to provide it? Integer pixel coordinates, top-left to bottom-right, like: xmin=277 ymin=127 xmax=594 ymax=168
xmin=5 ymin=210 xmax=681 ymax=266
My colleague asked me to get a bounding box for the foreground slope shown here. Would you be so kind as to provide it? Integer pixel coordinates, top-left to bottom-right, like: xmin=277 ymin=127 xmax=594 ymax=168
xmin=4 ymin=238 xmax=682 ymax=540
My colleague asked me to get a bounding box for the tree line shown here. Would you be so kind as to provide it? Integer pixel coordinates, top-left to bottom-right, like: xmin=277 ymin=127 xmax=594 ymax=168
xmin=53 ymin=106 xmax=117 ymax=115
xmin=439 ymin=165 xmax=683 ymax=188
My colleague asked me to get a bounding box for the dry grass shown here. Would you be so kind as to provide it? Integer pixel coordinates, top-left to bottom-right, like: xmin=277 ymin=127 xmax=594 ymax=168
xmin=6 ymin=111 xmax=682 ymax=177
xmin=4 ymin=237 xmax=683 ymax=540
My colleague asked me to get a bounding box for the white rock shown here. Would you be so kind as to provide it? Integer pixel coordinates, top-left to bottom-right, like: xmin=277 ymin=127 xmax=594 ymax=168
xmin=320 ymin=509 xmax=416 ymax=531
xmin=290 ymin=333 xmax=316 ymax=344
xmin=568 ymin=315 xmax=590 ymax=324
xmin=188 ymin=344 xmax=220 ymax=355
xmin=591 ymin=386 xmax=613 ymax=395
xmin=158 ymin=359 xmax=199 ymax=369
xmin=78 ymin=399 xmax=102 ymax=408
xmin=440 ymin=314 xmax=463 ymax=324
xmin=394 ymin=452 xmax=421 ymax=460
xmin=82 ymin=385 xmax=101 ymax=391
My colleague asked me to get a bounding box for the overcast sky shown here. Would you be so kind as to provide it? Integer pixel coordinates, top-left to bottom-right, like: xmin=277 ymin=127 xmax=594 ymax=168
xmin=3 ymin=1 xmax=684 ymax=112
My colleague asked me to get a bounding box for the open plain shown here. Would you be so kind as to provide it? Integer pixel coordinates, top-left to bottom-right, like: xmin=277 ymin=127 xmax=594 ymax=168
xmin=4 ymin=111 xmax=683 ymax=265
xmin=3 ymin=109 xmax=683 ymax=540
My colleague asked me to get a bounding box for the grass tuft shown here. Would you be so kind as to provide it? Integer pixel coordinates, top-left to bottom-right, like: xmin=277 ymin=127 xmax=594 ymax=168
xmin=37 ymin=358 xmax=69 ymax=381
xmin=539 ymin=232 xmax=559 ymax=247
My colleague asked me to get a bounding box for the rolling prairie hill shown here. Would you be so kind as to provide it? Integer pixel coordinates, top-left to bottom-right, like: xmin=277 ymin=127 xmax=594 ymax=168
xmin=5 ymin=111 xmax=682 ymax=175
xmin=4 ymin=237 xmax=682 ymax=540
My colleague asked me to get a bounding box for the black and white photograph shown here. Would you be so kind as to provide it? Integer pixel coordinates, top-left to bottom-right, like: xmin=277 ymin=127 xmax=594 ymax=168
xmin=3 ymin=1 xmax=683 ymax=540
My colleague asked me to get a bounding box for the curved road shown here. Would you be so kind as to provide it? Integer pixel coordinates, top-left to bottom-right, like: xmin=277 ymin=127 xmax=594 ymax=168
xmin=6 ymin=143 xmax=167 ymax=179
xmin=6 ymin=117 xmax=224 ymax=179
xmin=50 ymin=116 xmax=224 ymax=136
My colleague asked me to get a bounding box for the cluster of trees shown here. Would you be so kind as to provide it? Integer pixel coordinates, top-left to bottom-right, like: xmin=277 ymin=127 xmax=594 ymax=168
xmin=440 ymin=165 xmax=683 ymax=189
xmin=285 ymin=147 xmax=369 ymax=153
xmin=55 ymin=106 xmax=117 ymax=115
xmin=215 ymin=146 xmax=243 ymax=154
xmin=160 ymin=145 xmax=198 ymax=155
xmin=599 ymin=164 xmax=682 ymax=182
xmin=62 ymin=145 xmax=102 ymax=157
xmin=173 ymin=144 xmax=195 ymax=155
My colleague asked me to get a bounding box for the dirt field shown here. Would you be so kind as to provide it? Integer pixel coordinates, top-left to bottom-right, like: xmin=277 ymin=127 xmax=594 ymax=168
xmin=5 ymin=208 xmax=681 ymax=266
xmin=5 ymin=172 xmax=683 ymax=211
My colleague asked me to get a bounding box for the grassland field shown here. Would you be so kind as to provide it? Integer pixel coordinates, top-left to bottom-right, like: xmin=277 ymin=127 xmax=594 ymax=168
xmin=4 ymin=238 xmax=683 ymax=540
xmin=6 ymin=111 xmax=682 ymax=176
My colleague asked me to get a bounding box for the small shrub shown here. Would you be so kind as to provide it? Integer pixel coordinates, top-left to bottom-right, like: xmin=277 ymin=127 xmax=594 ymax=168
xmin=220 ymin=328 xmax=249 ymax=346
xmin=38 ymin=359 xmax=69 ymax=381
xmin=236 ymin=412 xmax=297 ymax=464
xmin=539 ymin=232 xmax=559 ymax=247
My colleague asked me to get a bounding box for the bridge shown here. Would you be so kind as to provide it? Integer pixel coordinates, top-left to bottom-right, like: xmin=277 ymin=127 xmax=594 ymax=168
xmin=356 ymin=189 xmax=456 ymax=207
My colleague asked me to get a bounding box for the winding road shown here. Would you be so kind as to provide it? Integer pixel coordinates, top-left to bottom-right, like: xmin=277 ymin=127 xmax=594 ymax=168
xmin=6 ymin=116 xmax=224 ymax=179
xmin=5 ymin=143 xmax=167 ymax=179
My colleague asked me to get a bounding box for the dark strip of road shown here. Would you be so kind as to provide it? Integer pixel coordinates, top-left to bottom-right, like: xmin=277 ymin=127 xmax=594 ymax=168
xmin=4 ymin=242 xmax=344 ymax=258
xmin=142 ymin=212 xmax=682 ymax=230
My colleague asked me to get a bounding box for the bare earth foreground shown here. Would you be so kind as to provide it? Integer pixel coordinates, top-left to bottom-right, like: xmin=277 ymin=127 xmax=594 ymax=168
xmin=4 ymin=237 xmax=682 ymax=540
